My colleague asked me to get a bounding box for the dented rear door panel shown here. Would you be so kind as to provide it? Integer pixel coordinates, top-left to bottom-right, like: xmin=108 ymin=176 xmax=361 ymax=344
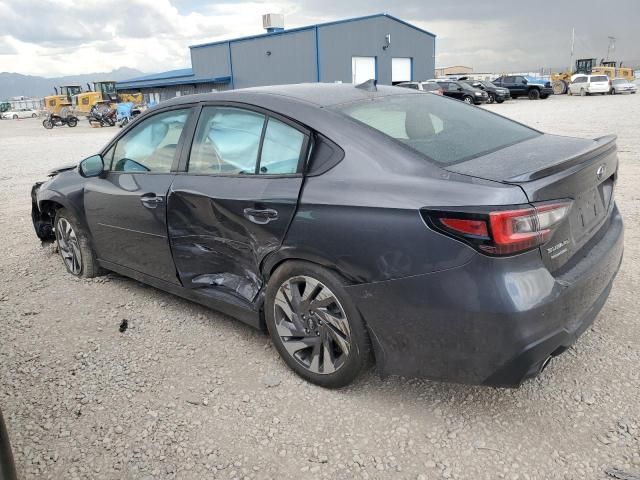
xmin=167 ymin=175 xmax=303 ymax=302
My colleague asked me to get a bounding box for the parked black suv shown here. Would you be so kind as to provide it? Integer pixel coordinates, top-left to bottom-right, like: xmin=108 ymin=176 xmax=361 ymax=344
xmin=460 ymin=79 xmax=510 ymax=104
xmin=434 ymin=80 xmax=488 ymax=104
xmin=493 ymin=75 xmax=554 ymax=100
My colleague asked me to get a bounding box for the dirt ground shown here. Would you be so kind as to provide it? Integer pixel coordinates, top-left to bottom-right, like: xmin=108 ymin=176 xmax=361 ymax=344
xmin=1 ymin=93 xmax=639 ymax=480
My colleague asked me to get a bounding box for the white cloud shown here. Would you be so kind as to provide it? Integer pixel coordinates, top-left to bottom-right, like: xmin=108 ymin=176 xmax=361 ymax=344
xmin=0 ymin=0 xmax=639 ymax=77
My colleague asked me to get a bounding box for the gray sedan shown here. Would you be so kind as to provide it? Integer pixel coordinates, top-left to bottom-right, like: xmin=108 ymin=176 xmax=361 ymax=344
xmin=610 ymin=78 xmax=637 ymax=94
xmin=30 ymin=83 xmax=623 ymax=388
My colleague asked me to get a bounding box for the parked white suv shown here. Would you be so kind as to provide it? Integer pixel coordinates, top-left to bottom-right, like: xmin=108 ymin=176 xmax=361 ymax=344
xmin=568 ymin=75 xmax=610 ymax=96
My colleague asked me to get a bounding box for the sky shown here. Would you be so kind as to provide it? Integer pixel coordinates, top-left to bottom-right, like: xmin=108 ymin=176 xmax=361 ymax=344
xmin=1 ymin=0 xmax=639 ymax=77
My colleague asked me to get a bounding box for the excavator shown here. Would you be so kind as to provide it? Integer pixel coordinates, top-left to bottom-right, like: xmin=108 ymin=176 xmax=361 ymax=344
xmin=552 ymin=58 xmax=634 ymax=94
xmin=44 ymin=85 xmax=83 ymax=116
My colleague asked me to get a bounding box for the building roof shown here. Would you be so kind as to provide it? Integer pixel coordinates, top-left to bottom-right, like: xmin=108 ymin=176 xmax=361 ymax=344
xmin=117 ymin=67 xmax=231 ymax=90
xmin=190 ymin=13 xmax=435 ymax=49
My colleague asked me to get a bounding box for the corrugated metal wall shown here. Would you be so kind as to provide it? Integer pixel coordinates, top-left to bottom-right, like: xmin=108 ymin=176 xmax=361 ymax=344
xmin=230 ymin=29 xmax=318 ymax=89
xmin=317 ymin=16 xmax=435 ymax=84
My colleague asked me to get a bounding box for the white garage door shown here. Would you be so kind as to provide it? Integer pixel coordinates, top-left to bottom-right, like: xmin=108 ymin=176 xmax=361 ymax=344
xmin=352 ymin=56 xmax=376 ymax=84
xmin=392 ymin=58 xmax=412 ymax=83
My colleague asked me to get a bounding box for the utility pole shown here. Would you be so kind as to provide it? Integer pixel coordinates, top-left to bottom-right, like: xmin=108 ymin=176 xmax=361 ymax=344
xmin=569 ymin=27 xmax=575 ymax=73
xmin=606 ymin=36 xmax=616 ymax=61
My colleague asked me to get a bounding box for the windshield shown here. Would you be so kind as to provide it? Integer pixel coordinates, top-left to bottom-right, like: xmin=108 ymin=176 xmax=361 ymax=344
xmin=332 ymin=94 xmax=540 ymax=165
xmin=97 ymin=82 xmax=116 ymax=94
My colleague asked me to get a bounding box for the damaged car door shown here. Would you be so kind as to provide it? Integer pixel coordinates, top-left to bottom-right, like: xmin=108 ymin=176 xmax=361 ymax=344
xmin=168 ymin=105 xmax=309 ymax=302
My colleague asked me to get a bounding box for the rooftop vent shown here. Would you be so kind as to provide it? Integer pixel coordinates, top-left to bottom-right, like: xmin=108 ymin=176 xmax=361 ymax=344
xmin=263 ymin=13 xmax=285 ymax=33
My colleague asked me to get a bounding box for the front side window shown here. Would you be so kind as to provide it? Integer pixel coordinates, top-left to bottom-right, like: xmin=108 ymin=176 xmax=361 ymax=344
xmin=332 ymin=93 xmax=539 ymax=165
xmin=112 ymin=109 xmax=190 ymax=173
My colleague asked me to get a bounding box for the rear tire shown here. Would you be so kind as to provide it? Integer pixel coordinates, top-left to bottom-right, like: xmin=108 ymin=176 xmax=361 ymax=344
xmin=12 ymin=114 xmax=18 ymax=119
xmin=265 ymin=261 xmax=372 ymax=388
xmin=496 ymin=98 xmax=505 ymax=104
xmin=67 ymin=117 xmax=78 ymax=127
xmin=31 ymin=113 xmax=37 ymax=118
xmin=528 ymin=89 xmax=540 ymax=100
xmin=540 ymin=94 xmax=549 ymax=99
xmin=54 ymin=208 xmax=103 ymax=278
xmin=580 ymin=88 xmax=586 ymax=96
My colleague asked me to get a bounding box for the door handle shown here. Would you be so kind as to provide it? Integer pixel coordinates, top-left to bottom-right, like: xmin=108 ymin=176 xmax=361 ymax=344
xmin=140 ymin=194 xmax=164 ymax=209
xmin=243 ymin=208 xmax=278 ymax=224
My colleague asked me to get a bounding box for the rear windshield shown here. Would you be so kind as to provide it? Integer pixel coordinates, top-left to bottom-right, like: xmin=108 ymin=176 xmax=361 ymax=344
xmin=612 ymin=79 xmax=627 ymax=84
xmin=591 ymin=76 xmax=609 ymax=82
xmin=331 ymin=94 xmax=539 ymax=165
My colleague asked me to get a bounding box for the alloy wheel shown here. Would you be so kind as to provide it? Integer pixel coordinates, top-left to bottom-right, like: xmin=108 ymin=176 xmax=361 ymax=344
xmin=273 ymin=275 xmax=352 ymax=375
xmin=56 ymin=218 xmax=82 ymax=275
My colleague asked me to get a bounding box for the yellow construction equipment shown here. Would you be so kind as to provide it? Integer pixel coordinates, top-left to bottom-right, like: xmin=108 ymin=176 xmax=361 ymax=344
xmin=73 ymin=81 xmax=143 ymax=114
xmin=44 ymin=85 xmax=83 ymax=116
xmin=552 ymin=58 xmax=634 ymax=94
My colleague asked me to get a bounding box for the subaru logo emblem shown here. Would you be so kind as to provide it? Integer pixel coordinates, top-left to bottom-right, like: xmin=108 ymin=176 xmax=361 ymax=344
xmin=596 ymin=165 xmax=606 ymax=180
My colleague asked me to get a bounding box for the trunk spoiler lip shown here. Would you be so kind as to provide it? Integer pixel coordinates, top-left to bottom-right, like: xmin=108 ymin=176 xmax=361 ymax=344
xmin=505 ymin=134 xmax=617 ymax=183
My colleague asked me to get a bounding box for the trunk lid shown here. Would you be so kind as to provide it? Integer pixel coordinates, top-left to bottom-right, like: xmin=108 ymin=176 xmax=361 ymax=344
xmin=446 ymin=134 xmax=618 ymax=271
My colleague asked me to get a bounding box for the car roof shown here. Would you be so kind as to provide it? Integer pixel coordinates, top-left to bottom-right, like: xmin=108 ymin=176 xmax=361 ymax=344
xmin=161 ymin=83 xmax=419 ymax=109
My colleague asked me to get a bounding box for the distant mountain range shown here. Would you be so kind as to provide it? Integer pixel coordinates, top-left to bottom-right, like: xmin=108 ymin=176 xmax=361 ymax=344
xmin=0 ymin=67 xmax=144 ymax=99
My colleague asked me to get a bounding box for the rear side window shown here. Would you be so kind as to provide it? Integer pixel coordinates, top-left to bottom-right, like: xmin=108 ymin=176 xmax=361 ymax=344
xmin=189 ymin=107 xmax=264 ymax=175
xmin=188 ymin=106 xmax=305 ymax=175
xmin=332 ymin=94 xmax=540 ymax=165
xmin=259 ymin=118 xmax=304 ymax=174
xmin=591 ymin=76 xmax=609 ymax=82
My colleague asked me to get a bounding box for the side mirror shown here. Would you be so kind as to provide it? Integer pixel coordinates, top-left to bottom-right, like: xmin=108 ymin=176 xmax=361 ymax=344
xmin=79 ymin=154 xmax=104 ymax=177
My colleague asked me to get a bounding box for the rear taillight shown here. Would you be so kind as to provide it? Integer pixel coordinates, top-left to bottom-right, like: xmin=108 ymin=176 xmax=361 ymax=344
xmin=423 ymin=201 xmax=572 ymax=256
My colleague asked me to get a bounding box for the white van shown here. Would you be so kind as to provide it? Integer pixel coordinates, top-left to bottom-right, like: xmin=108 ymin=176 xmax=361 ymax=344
xmin=569 ymin=75 xmax=610 ymax=96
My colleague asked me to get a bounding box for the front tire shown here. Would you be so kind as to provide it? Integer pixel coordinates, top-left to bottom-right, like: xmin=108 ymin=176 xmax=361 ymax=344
xmin=265 ymin=261 xmax=372 ymax=388
xmin=462 ymin=96 xmax=473 ymax=104
xmin=43 ymin=119 xmax=54 ymax=129
xmin=487 ymin=93 xmax=495 ymax=104
xmin=580 ymin=88 xmax=587 ymax=96
xmin=528 ymin=89 xmax=540 ymax=100
xmin=32 ymin=113 xmax=37 ymax=118
xmin=54 ymin=209 xmax=102 ymax=278
xmin=12 ymin=114 xmax=18 ymax=119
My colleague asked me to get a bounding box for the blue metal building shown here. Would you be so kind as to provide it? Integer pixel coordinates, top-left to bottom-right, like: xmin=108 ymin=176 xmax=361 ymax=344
xmin=117 ymin=13 xmax=436 ymax=102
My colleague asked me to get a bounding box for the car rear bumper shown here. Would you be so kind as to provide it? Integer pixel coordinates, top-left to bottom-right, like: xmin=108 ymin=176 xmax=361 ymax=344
xmin=587 ymin=85 xmax=610 ymax=93
xmin=346 ymin=204 xmax=623 ymax=386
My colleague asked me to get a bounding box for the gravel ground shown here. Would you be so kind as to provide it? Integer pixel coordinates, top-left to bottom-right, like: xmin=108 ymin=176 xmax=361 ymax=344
xmin=1 ymin=94 xmax=639 ymax=480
